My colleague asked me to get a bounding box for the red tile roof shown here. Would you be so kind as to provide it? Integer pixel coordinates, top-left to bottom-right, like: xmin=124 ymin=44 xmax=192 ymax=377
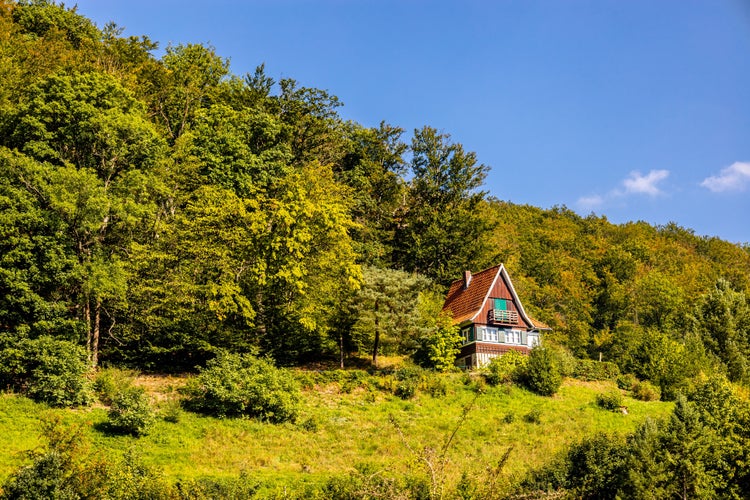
xmin=442 ymin=264 xmax=551 ymax=330
xmin=442 ymin=265 xmax=501 ymax=324
xmin=527 ymin=316 xmax=551 ymax=330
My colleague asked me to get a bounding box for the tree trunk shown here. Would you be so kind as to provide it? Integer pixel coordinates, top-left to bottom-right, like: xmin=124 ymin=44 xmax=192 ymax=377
xmin=84 ymin=298 xmax=92 ymax=362
xmin=339 ymin=332 xmax=344 ymax=369
xmin=372 ymin=299 xmax=380 ymax=367
xmin=92 ymin=299 xmax=101 ymax=368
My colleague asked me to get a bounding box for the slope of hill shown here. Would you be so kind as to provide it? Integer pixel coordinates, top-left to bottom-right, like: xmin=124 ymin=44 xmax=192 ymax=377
xmin=0 ymin=370 xmax=673 ymax=497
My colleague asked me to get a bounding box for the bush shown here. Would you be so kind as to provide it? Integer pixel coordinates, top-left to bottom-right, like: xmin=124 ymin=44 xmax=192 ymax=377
xmin=423 ymin=373 xmax=449 ymax=397
xmin=0 ymin=336 xmax=92 ymax=407
xmin=484 ymin=350 xmax=528 ymax=386
xmin=546 ymin=344 xmax=578 ymax=377
xmin=596 ymin=390 xmax=624 ymax=411
xmin=160 ymin=399 xmax=183 ymax=423
xmin=393 ymin=365 xmax=423 ymax=400
xmin=616 ymin=373 xmax=638 ymax=391
xmin=522 ymin=347 xmax=562 ymax=396
xmin=108 ymin=387 xmax=155 ymax=436
xmin=632 ymin=380 xmax=661 ymax=401
xmin=182 ymin=352 xmax=300 ymax=422
xmin=574 ymin=359 xmax=620 ymax=381
xmin=523 ymin=407 xmax=543 ymax=424
xmin=93 ymin=367 xmax=138 ymax=405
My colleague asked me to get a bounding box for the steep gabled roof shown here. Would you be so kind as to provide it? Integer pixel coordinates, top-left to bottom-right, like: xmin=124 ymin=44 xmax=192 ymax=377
xmin=442 ymin=264 xmax=545 ymax=330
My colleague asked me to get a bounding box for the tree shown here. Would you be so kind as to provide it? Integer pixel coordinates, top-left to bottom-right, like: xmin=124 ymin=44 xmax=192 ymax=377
xmin=3 ymin=71 xmax=164 ymax=366
xmin=338 ymin=121 xmax=407 ymax=266
xmin=523 ymin=346 xmax=562 ymax=396
xmin=413 ymin=290 xmax=462 ymax=372
xmin=693 ymin=279 xmax=750 ymax=383
xmin=393 ymin=126 xmax=491 ymax=287
xmin=350 ymin=266 xmax=430 ymax=366
xmin=149 ymin=43 xmax=229 ymax=142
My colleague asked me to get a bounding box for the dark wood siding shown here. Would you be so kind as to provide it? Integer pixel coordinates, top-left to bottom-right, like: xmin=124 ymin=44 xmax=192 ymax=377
xmin=475 ymin=272 xmax=533 ymax=329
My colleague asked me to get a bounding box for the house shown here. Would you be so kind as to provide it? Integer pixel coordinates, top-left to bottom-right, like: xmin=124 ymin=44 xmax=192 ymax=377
xmin=442 ymin=264 xmax=550 ymax=368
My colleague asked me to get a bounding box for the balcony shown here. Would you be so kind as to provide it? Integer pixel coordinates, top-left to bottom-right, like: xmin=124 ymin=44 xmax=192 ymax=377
xmin=488 ymin=309 xmax=519 ymax=325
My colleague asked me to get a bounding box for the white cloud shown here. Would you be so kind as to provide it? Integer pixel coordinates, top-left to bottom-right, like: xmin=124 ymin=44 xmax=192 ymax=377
xmin=622 ymin=169 xmax=670 ymax=196
xmin=700 ymin=161 xmax=750 ymax=193
xmin=577 ymin=194 xmax=604 ymax=209
xmin=575 ymin=169 xmax=671 ymax=211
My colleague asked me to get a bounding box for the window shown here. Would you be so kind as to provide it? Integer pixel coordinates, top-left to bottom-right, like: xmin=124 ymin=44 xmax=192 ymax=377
xmin=505 ymin=330 xmax=521 ymax=344
xmin=493 ymin=298 xmax=508 ymax=311
xmin=461 ymin=327 xmax=472 ymax=344
xmin=479 ymin=327 xmax=499 ymax=342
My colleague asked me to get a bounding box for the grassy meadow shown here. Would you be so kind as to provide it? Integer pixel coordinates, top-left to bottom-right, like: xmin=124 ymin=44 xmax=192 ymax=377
xmin=0 ymin=368 xmax=673 ymax=495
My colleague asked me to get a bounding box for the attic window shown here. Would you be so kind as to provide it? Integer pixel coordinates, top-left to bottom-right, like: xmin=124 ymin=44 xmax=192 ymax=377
xmin=493 ymin=298 xmax=508 ymax=311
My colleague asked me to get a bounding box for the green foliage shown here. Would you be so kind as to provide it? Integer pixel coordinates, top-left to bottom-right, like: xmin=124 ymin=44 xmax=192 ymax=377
xmin=1 ymin=0 xmax=750 ymax=393
xmin=107 ymin=387 xmax=155 ymax=436
xmin=616 ymin=373 xmax=638 ymax=390
xmin=0 ymin=335 xmax=92 ymax=407
xmin=321 ymin=463 xmax=428 ymax=500
xmin=92 ymin=367 xmax=137 ymax=405
xmin=413 ymin=290 xmax=462 ymax=372
xmin=393 ymin=364 xmax=423 ymax=400
xmin=393 ymin=126 xmax=492 ymax=286
xmin=573 ymin=358 xmax=620 ymax=381
xmin=160 ymin=399 xmax=183 ymax=424
xmin=522 ymin=346 xmax=562 ymax=396
xmin=183 ymin=352 xmax=300 ymax=422
xmin=173 ymin=474 xmax=261 ymax=499
xmin=521 ymin=374 xmax=750 ymax=499
xmin=631 ymin=380 xmax=661 ymax=401
xmin=483 ymin=350 xmax=528 ymax=386
xmin=693 ymin=278 xmax=750 ymax=383
xmin=596 ymin=390 xmax=624 ymax=411
xmin=522 ymin=407 xmax=543 ymax=424
xmin=1 ymin=416 xmax=108 ymax=500
xmin=348 ymin=266 xmax=430 ymax=365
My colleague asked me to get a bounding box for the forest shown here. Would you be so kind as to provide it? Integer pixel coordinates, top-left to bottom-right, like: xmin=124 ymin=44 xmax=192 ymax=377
xmin=2 ymin=1 xmax=750 ymax=498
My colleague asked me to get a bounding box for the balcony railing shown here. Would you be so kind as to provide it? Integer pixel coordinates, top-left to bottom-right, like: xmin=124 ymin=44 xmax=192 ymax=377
xmin=488 ymin=309 xmax=519 ymax=325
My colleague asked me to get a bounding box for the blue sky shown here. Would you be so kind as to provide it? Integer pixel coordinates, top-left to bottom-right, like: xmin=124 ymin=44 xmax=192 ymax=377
xmin=73 ymin=0 xmax=750 ymax=244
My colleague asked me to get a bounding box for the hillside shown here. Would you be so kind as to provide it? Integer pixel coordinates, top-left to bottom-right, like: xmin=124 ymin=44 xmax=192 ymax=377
xmin=1 ymin=2 xmax=750 ymax=497
xmin=0 ymin=370 xmax=674 ymax=497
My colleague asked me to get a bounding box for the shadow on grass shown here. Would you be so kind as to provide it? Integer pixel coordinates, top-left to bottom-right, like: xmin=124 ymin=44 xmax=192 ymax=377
xmin=93 ymin=420 xmax=135 ymax=437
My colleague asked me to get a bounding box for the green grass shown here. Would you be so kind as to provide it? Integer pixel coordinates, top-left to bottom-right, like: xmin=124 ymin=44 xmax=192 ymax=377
xmin=0 ymin=373 xmax=673 ymax=494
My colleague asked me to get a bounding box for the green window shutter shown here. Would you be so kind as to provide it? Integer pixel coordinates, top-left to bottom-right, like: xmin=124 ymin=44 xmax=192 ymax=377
xmin=521 ymin=331 xmax=527 ymax=345
xmin=469 ymin=327 xmax=474 ymax=342
xmin=494 ymin=298 xmax=507 ymax=310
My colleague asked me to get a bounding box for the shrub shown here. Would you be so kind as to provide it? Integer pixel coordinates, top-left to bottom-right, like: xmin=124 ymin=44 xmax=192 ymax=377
xmin=160 ymin=399 xmax=183 ymax=424
xmin=393 ymin=365 xmax=423 ymax=400
xmin=423 ymin=373 xmax=449 ymax=397
xmin=321 ymin=463 xmax=427 ymax=500
xmin=632 ymin=380 xmax=661 ymax=401
xmin=183 ymin=351 xmax=300 ymax=422
xmin=596 ymin=390 xmax=624 ymax=411
xmin=523 ymin=433 xmax=628 ymax=497
xmin=93 ymin=367 xmax=138 ymax=405
xmin=108 ymin=387 xmax=155 ymax=436
xmin=546 ymin=344 xmax=578 ymax=377
xmin=523 ymin=407 xmax=543 ymax=424
xmin=0 ymin=336 xmax=92 ymax=407
xmin=1 ymin=416 xmax=110 ymax=499
xmin=574 ymin=359 xmax=620 ymax=381
xmin=616 ymin=373 xmax=638 ymax=391
xmin=484 ymin=350 xmax=528 ymax=386
xmin=522 ymin=347 xmax=562 ymax=396
xmin=175 ymin=474 xmax=260 ymax=499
